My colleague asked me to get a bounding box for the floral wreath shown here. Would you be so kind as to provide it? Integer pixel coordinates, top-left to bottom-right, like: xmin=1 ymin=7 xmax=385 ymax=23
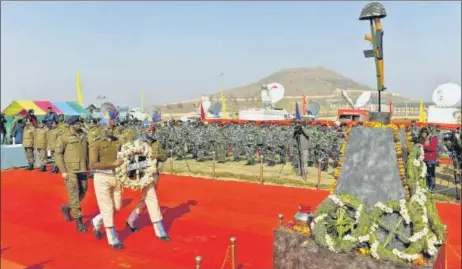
xmin=115 ymin=140 xmax=158 ymax=190
xmin=311 ymin=126 xmax=446 ymax=266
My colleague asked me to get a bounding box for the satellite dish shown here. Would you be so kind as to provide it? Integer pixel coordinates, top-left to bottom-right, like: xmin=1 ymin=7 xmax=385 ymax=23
xmin=208 ymin=103 xmax=222 ymax=115
xmin=197 ymin=100 xmax=211 ymax=113
xmin=100 ymin=102 xmax=117 ymax=113
xmin=354 ymin=91 xmax=372 ymax=108
xmin=265 ymin=82 xmax=285 ymax=103
xmin=307 ymin=102 xmax=320 ymax=116
xmin=432 ymin=83 xmax=461 ymax=107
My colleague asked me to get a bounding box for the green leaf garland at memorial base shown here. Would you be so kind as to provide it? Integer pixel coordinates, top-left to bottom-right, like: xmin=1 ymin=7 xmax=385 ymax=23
xmin=311 ymin=136 xmax=446 ymax=266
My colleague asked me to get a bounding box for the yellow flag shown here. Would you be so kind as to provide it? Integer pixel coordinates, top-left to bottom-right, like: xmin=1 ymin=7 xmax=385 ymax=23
xmin=419 ymin=98 xmax=425 ymax=122
xmin=76 ymin=72 xmax=83 ymax=105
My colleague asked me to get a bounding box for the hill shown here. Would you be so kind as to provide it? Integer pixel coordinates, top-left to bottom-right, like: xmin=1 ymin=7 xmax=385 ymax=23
xmin=215 ymin=66 xmax=372 ymax=99
xmin=157 ymin=67 xmax=416 ymax=118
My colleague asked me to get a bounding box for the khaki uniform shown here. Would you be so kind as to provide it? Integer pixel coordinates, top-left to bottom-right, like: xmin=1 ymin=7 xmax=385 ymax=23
xmin=87 ymin=126 xmax=102 ymax=145
xmin=47 ymin=128 xmax=59 ymax=162
xmin=57 ymin=122 xmax=68 ymax=135
xmin=89 ymin=137 xmax=122 ymax=228
xmin=35 ymin=127 xmax=48 ymax=166
xmin=55 ymin=130 xmax=89 ymax=219
xmin=119 ymin=128 xmax=137 ymax=146
xmin=23 ymin=125 xmax=36 ymax=165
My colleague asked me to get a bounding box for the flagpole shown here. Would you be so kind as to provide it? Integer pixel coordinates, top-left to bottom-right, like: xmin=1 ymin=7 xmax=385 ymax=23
xmin=76 ymin=72 xmax=83 ymax=105
xmin=219 ymin=72 xmax=226 ymax=119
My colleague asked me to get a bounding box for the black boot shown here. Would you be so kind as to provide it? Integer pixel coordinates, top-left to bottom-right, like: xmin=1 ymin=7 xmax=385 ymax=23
xmin=92 ymin=225 xmax=103 ymax=239
xmin=126 ymin=222 xmax=139 ymax=232
xmin=60 ymin=205 xmax=72 ymax=222
xmin=157 ymin=235 xmax=171 ymax=241
xmin=75 ymin=218 xmax=87 ymax=233
xmin=53 ymin=166 xmax=60 ymax=173
xmin=111 ymin=242 xmax=124 ymax=249
xmin=25 ymin=164 xmax=34 ymax=171
xmin=40 ymin=165 xmax=46 ymax=172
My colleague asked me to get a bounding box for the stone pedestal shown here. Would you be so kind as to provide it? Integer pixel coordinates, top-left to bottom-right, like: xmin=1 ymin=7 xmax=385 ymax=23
xmin=369 ymin=112 xmax=391 ymax=124
xmin=273 ymin=228 xmax=435 ymax=269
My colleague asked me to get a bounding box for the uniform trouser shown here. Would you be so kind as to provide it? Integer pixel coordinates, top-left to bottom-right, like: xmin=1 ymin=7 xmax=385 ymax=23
xmin=299 ymin=149 xmax=309 ymax=177
xmin=127 ymin=181 xmax=167 ymax=237
xmin=48 ymin=150 xmax=55 ymax=165
xmin=64 ymin=173 xmax=88 ymax=218
xmin=131 ymin=182 xmax=162 ymax=222
xmin=93 ymin=173 xmax=122 ymax=227
xmin=24 ymin=147 xmax=35 ymax=165
xmin=36 ymin=148 xmax=47 ymax=166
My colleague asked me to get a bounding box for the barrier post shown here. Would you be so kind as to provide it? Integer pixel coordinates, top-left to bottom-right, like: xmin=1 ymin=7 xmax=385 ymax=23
xmin=230 ymin=237 xmax=237 ymax=269
xmin=170 ymin=150 xmax=174 ymax=175
xmin=260 ymin=157 xmax=264 ymax=184
xmin=195 ymin=256 xmax=202 ymax=269
xmin=278 ymin=214 xmax=284 ymax=227
xmin=317 ymin=160 xmax=322 ymax=189
xmin=212 ymin=151 xmax=216 ymax=178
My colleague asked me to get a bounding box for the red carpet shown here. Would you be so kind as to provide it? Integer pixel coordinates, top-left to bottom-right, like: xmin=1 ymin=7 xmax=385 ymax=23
xmin=1 ymin=169 xmax=460 ymax=269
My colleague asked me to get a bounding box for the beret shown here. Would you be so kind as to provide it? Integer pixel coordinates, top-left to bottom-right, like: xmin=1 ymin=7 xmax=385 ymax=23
xmin=67 ymin=115 xmax=81 ymax=125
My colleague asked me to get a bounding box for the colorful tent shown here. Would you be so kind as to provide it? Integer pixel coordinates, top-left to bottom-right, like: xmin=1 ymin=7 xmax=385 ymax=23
xmin=52 ymin=102 xmax=80 ymax=116
xmin=2 ymin=100 xmax=89 ymax=116
xmin=2 ymin=100 xmax=46 ymax=116
xmin=66 ymin=102 xmax=88 ymax=114
xmin=34 ymin=101 xmax=63 ymax=115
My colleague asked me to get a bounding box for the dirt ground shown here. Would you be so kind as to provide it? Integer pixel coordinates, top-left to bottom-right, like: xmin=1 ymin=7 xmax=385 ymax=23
xmin=158 ymin=158 xmax=460 ymax=203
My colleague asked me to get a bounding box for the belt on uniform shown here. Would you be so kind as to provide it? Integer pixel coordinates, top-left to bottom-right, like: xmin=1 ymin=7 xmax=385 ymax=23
xmin=94 ymin=169 xmax=116 ymax=175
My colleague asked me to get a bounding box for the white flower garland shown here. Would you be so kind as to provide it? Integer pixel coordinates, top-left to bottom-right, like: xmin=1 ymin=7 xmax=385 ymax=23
xmin=420 ymin=162 xmax=427 ymax=178
xmin=409 ymin=227 xmax=429 ymax=243
xmin=399 ymin=199 xmax=411 ymax=225
xmin=354 ymin=204 xmax=363 ymax=224
xmin=325 ymin=234 xmax=338 ymax=252
xmin=392 ymin=249 xmax=421 ymax=262
xmin=311 ymin=213 xmax=327 ymax=229
xmin=412 ymin=159 xmax=421 ymax=167
xmin=343 ymin=235 xmax=357 ymax=242
xmin=419 ymin=144 xmax=425 ymax=162
xmin=374 ymin=202 xmax=393 ymax=214
xmin=370 ymin=241 xmax=380 ymax=259
xmin=426 ymin=234 xmax=440 ymax=256
xmin=115 ymin=140 xmax=158 ymax=190
xmin=328 ymin=194 xmax=344 ymax=207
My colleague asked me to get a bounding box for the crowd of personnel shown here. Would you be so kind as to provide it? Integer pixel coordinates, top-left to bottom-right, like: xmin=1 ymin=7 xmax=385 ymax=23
xmin=7 ymin=107 xmax=460 ymax=178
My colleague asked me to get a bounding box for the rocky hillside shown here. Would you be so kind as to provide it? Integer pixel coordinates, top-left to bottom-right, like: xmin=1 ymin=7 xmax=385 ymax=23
xmin=156 ymin=67 xmax=415 ymax=117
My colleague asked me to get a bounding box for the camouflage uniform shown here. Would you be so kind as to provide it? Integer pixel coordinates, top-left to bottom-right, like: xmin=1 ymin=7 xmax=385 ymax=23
xmin=35 ymin=124 xmax=48 ymax=171
xmin=55 ymin=121 xmax=89 ymax=232
xmin=23 ymin=124 xmax=36 ymax=170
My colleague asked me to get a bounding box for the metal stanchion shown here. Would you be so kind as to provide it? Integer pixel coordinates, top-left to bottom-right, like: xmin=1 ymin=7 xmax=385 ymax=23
xmin=230 ymin=237 xmax=237 ymax=269
xmin=195 ymin=256 xmax=202 ymax=269
xmin=212 ymin=151 xmax=216 ymax=178
xmin=170 ymin=150 xmax=174 ymax=175
xmin=317 ymin=160 xmax=322 ymax=189
xmin=278 ymin=214 xmax=284 ymax=227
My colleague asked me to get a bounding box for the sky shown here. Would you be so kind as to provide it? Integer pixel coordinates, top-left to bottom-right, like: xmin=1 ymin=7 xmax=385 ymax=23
xmin=1 ymin=1 xmax=461 ymax=109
